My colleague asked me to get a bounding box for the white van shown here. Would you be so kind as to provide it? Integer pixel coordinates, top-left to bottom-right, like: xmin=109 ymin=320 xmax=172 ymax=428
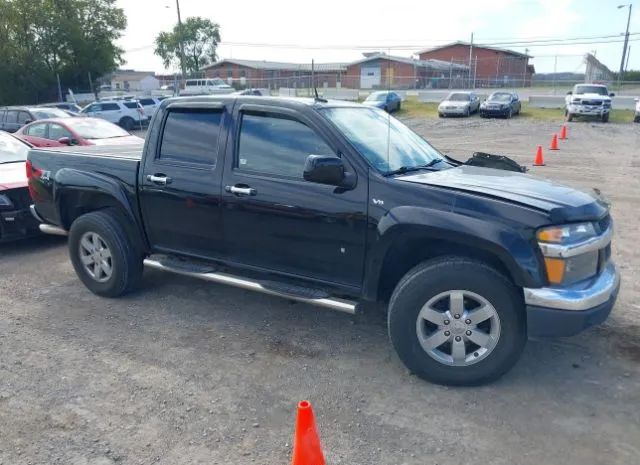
xmin=181 ymin=78 xmax=234 ymax=96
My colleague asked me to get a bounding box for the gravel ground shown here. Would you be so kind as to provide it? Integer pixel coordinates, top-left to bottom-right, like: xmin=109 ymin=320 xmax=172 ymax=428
xmin=1 ymin=117 xmax=639 ymax=465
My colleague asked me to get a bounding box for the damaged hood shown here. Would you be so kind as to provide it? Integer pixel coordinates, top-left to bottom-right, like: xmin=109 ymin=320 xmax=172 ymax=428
xmin=399 ymin=165 xmax=608 ymax=222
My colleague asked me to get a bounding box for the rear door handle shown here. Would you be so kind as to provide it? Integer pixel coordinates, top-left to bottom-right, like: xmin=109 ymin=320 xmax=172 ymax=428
xmin=225 ymin=185 xmax=257 ymax=196
xmin=146 ymin=174 xmax=172 ymax=186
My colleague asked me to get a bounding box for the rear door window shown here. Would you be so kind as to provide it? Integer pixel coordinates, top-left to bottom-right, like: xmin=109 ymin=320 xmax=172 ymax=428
xmin=48 ymin=123 xmax=72 ymax=140
xmin=17 ymin=112 xmax=31 ymax=124
xmin=25 ymin=123 xmax=47 ymax=138
xmin=123 ymin=102 xmax=138 ymax=110
xmin=5 ymin=111 xmax=19 ymax=123
xmin=159 ymin=109 xmax=222 ymax=166
xmin=237 ymin=112 xmax=333 ymax=178
xmin=139 ymin=98 xmax=155 ymax=106
xmin=102 ymin=103 xmax=120 ymax=111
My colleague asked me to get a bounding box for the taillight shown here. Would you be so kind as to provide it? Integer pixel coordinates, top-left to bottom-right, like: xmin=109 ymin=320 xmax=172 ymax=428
xmin=26 ymin=160 xmax=43 ymax=201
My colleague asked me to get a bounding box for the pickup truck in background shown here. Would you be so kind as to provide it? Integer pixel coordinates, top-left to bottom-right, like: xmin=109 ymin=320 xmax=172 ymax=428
xmin=565 ymin=83 xmax=614 ymax=122
xmin=27 ymin=96 xmax=620 ymax=386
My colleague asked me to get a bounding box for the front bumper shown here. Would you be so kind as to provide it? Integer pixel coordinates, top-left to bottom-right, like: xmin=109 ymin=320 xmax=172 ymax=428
xmin=567 ymin=104 xmax=609 ymax=116
xmin=0 ymin=207 xmax=41 ymax=242
xmin=439 ymin=106 xmax=469 ymax=116
xmin=524 ymin=262 xmax=620 ymax=337
xmin=480 ymin=107 xmax=509 ymax=117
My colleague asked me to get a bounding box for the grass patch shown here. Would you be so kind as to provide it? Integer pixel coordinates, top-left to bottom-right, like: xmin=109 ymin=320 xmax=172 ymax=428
xmin=396 ymin=97 xmax=637 ymax=123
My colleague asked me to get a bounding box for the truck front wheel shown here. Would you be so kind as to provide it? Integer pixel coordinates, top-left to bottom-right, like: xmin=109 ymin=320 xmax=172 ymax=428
xmin=388 ymin=257 xmax=526 ymax=386
xmin=68 ymin=210 xmax=143 ymax=297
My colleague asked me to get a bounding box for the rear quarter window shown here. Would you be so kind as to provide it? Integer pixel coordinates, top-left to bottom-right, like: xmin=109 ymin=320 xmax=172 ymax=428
xmin=159 ymin=109 xmax=222 ymax=166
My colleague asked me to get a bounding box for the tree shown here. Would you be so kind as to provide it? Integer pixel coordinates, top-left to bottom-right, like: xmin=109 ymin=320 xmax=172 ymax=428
xmin=155 ymin=17 xmax=221 ymax=75
xmin=0 ymin=0 xmax=126 ymax=105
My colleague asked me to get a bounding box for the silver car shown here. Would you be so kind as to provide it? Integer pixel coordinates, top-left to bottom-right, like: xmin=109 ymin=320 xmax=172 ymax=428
xmin=438 ymin=92 xmax=481 ymax=117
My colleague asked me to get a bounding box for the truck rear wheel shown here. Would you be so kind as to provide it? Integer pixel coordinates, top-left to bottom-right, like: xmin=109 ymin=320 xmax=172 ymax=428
xmin=68 ymin=210 xmax=143 ymax=297
xmin=119 ymin=116 xmax=135 ymax=131
xmin=387 ymin=257 xmax=526 ymax=386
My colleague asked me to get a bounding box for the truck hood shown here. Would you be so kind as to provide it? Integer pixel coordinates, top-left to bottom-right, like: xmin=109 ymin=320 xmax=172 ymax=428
xmin=399 ymin=165 xmax=608 ymax=223
xmin=574 ymin=93 xmax=611 ymax=101
xmin=0 ymin=161 xmax=27 ymax=190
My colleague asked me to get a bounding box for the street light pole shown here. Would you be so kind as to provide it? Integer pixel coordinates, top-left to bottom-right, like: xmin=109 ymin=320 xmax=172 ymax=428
xmin=175 ymin=0 xmax=187 ymax=91
xmin=617 ymin=3 xmax=632 ymax=88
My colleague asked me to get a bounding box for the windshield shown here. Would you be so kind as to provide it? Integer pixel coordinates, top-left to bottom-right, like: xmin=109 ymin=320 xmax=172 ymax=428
xmin=322 ymin=107 xmax=444 ymax=174
xmin=575 ymin=85 xmax=608 ymax=95
xmin=31 ymin=108 xmax=72 ymax=119
xmin=488 ymin=93 xmax=512 ymax=102
xmin=67 ymin=118 xmax=129 ymax=139
xmin=366 ymin=93 xmax=387 ymax=102
xmin=447 ymin=93 xmax=470 ymax=101
xmin=0 ymin=132 xmax=29 ymax=163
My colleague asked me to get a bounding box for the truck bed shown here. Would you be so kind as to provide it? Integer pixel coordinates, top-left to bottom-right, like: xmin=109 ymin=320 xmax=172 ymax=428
xmin=28 ymin=144 xmax=144 ymax=228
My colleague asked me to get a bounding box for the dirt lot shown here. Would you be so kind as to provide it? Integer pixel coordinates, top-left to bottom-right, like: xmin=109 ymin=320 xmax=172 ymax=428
xmin=1 ymin=118 xmax=639 ymax=465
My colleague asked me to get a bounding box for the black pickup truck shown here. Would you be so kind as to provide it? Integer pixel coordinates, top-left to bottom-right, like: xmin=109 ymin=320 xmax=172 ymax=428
xmin=27 ymin=96 xmax=620 ymax=385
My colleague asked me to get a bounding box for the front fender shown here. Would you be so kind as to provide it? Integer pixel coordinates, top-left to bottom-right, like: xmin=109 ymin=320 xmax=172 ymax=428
xmin=363 ymin=205 xmax=545 ymax=300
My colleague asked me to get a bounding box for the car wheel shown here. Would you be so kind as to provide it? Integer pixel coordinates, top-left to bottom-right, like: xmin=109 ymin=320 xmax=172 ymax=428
xmin=68 ymin=209 xmax=143 ymax=297
xmin=601 ymin=113 xmax=609 ymax=123
xmin=397 ymin=102 xmax=401 ymax=112
xmin=506 ymin=108 xmax=513 ymax=119
xmin=634 ymin=115 xmax=640 ymax=123
xmin=119 ymin=116 xmax=135 ymax=131
xmin=387 ymin=257 xmax=526 ymax=386
xmin=439 ymin=113 xmax=445 ymax=118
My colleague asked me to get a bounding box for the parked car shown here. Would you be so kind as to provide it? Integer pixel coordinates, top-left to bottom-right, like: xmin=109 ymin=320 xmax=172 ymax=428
xmin=479 ymin=92 xmax=521 ymax=118
xmin=40 ymin=102 xmax=83 ymax=114
xmin=633 ymin=98 xmax=639 ymax=123
xmin=363 ymin=91 xmax=402 ymax=112
xmin=565 ymin=84 xmax=614 ymax=122
xmin=28 ymin=96 xmax=618 ymax=386
xmin=0 ymin=131 xmax=40 ymax=241
xmin=181 ymin=78 xmax=234 ymax=96
xmin=438 ymin=92 xmax=481 ymax=117
xmin=80 ymin=100 xmax=146 ymax=130
xmin=0 ymin=106 xmax=72 ymax=133
xmin=16 ymin=118 xmax=143 ymax=147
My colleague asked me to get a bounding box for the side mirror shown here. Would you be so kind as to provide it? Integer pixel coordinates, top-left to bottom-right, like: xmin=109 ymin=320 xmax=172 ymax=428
xmin=609 ymin=92 xmax=615 ymax=97
xmin=24 ymin=119 xmax=32 ymax=125
xmin=567 ymin=91 xmax=572 ymax=95
xmin=303 ymin=155 xmax=347 ymax=186
xmin=58 ymin=137 xmax=77 ymax=145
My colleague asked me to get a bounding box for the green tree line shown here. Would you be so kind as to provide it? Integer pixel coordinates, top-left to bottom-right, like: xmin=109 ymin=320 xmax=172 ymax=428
xmin=0 ymin=0 xmax=126 ymax=105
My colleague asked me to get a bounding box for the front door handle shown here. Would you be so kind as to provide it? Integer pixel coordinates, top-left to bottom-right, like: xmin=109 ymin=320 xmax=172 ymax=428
xmin=225 ymin=185 xmax=257 ymax=196
xmin=146 ymin=174 xmax=172 ymax=186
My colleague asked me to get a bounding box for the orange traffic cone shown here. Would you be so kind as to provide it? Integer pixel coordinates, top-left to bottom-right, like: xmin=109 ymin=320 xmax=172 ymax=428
xmin=559 ymin=124 xmax=568 ymax=140
xmin=291 ymin=401 xmax=325 ymax=465
xmin=550 ymin=133 xmax=559 ymax=150
xmin=534 ymin=145 xmax=545 ymax=166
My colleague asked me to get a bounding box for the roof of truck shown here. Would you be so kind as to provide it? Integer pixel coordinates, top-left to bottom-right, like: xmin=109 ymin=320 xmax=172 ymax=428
xmin=158 ymin=95 xmax=363 ymax=111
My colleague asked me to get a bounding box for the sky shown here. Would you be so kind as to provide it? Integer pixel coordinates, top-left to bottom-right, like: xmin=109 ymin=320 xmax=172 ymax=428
xmin=116 ymin=0 xmax=639 ymax=75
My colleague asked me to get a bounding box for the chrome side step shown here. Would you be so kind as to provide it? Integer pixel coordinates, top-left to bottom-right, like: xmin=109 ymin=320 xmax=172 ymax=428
xmin=39 ymin=224 xmax=68 ymax=236
xmin=143 ymin=258 xmax=358 ymax=314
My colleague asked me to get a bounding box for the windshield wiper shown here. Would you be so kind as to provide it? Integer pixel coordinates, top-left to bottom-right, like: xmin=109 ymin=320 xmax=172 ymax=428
xmin=383 ymin=158 xmax=445 ymax=177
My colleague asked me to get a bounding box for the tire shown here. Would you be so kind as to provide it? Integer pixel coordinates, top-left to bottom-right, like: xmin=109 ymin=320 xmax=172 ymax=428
xmin=68 ymin=209 xmax=143 ymax=298
xmin=397 ymin=102 xmax=401 ymax=112
xmin=119 ymin=116 xmax=134 ymax=131
xmin=566 ymin=113 xmax=574 ymax=122
xmin=506 ymin=108 xmax=513 ymax=119
xmin=601 ymin=113 xmax=609 ymax=123
xmin=388 ymin=257 xmax=526 ymax=386
xmin=634 ymin=115 xmax=640 ymax=123
xmin=464 ymin=107 xmax=470 ymax=117
xmin=439 ymin=113 xmax=444 ymax=118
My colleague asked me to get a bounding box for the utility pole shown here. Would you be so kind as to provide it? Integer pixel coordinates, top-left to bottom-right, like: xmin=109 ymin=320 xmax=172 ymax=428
xmin=88 ymin=71 xmax=95 ymax=99
xmin=176 ymin=0 xmax=187 ymax=92
xmin=617 ymin=4 xmax=632 ymax=88
xmin=56 ymin=73 xmax=63 ymax=102
xmin=552 ymin=55 xmax=558 ymax=94
xmin=468 ymin=32 xmax=474 ymax=89
xmin=523 ymin=48 xmax=529 ymax=87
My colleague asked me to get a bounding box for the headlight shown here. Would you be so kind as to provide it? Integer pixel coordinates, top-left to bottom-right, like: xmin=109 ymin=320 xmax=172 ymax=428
xmin=0 ymin=194 xmax=14 ymax=208
xmin=537 ymin=223 xmax=601 ymax=285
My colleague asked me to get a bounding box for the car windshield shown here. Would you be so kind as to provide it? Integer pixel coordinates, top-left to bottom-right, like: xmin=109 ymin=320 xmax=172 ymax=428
xmin=448 ymin=93 xmax=470 ymax=101
xmin=575 ymin=85 xmax=608 ymax=95
xmin=321 ymin=107 xmax=444 ymax=174
xmin=366 ymin=93 xmax=387 ymax=102
xmin=31 ymin=108 xmax=72 ymax=119
xmin=66 ymin=118 xmax=129 ymax=139
xmin=488 ymin=93 xmax=512 ymax=102
xmin=0 ymin=132 xmax=28 ymax=163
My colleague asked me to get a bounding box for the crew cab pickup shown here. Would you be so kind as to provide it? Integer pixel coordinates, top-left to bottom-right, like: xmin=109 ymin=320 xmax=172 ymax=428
xmin=565 ymin=84 xmax=614 ymax=122
xmin=28 ymin=96 xmax=620 ymax=386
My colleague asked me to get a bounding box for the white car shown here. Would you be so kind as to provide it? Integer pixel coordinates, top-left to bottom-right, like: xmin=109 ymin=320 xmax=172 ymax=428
xmin=634 ymin=98 xmax=639 ymax=123
xmin=181 ymin=78 xmax=234 ymax=96
xmin=80 ymin=100 xmax=146 ymax=130
xmin=565 ymin=84 xmax=613 ymax=123
xmin=438 ymin=92 xmax=481 ymax=117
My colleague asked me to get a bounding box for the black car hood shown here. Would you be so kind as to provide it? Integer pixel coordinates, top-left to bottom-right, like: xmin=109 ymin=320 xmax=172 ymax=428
xmin=399 ymin=165 xmax=608 ymax=223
